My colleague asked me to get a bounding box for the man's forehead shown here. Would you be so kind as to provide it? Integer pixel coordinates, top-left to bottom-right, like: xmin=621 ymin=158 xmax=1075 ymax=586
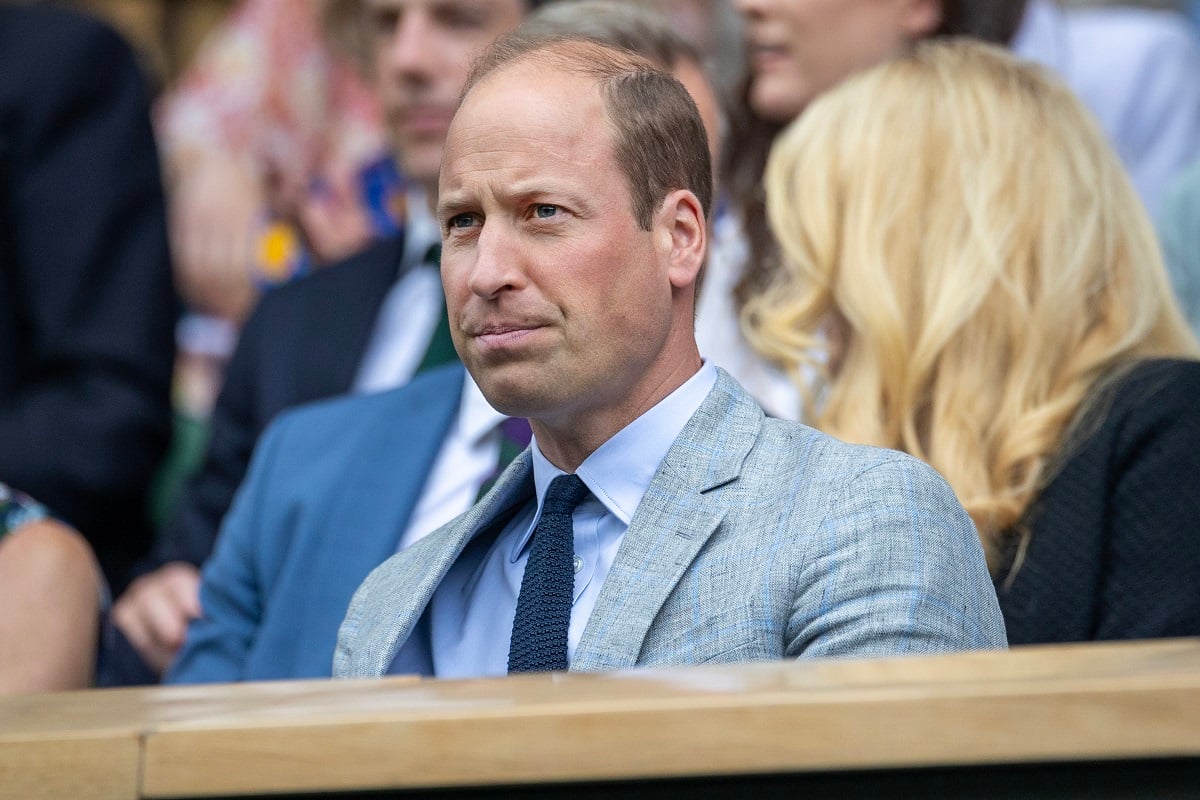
xmin=463 ymin=55 xmax=601 ymax=114
xmin=441 ymin=67 xmax=611 ymax=178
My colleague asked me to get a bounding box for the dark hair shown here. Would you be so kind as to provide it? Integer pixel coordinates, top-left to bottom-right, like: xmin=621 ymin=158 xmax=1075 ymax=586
xmin=464 ymin=34 xmax=712 ymax=230
xmin=937 ymin=0 xmax=1029 ymax=44
xmin=520 ymin=0 xmax=703 ymax=75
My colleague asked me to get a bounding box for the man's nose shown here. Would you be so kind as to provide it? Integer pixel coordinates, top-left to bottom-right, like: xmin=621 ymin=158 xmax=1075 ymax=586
xmin=380 ymin=11 xmax=438 ymax=79
xmin=732 ymin=0 xmax=764 ymax=21
xmin=467 ymin=224 xmax=525 ymax=299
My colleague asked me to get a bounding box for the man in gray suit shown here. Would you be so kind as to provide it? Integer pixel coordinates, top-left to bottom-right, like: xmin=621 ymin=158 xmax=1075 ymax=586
xmin=335 ymin=32 xmax=1006 ymax=679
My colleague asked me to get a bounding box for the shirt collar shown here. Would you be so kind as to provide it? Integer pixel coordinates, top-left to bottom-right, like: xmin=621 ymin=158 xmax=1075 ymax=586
xmin=400 ymin=187 xmax=440 ymax=268
xmin=512 ymin=361 xmax=718 ymax=561
xmin=459 ymin=372 xmax=509 ymax=446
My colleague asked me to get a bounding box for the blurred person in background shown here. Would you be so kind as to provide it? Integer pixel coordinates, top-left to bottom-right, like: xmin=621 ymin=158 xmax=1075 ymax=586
xmin=745 ymin=40 xmax=1200 ymax=644
xmin=0 ymin=489 xmax=103 ymax=693
xmin=158 ymin=0 xmax=390 ymax=328
xmin=712 ymin=0 xmax=1025 ymax=420
xmin=113 ymin=0 xmax=541 ymax=683
xmin=1159 ymin=157 xmax=1200 ymax=338
xmin=0 ymin=5 xmax=175 ymax=594
xmin=724 ymin=0 xmax=1199 ymax=421
xmin=1012 ymin=0 xmax=1200 ymax=216
xmin=0 ymin=5 xmax=176 ymax=689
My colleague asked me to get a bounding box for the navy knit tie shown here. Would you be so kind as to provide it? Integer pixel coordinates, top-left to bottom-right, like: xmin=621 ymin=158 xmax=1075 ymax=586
xmin=508 ymin=474 xmax=591 ymax=673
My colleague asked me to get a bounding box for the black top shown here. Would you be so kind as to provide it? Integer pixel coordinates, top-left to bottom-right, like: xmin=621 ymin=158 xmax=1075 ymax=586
xmin=0 ymin=7 xmax=176 ymax=588
xmin=997 ymin=358 xmax=1200 ymax=644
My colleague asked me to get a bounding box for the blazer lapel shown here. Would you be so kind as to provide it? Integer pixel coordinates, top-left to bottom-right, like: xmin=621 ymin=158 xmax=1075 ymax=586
xmin=299 ymin=234 xmax=406 ymax=399
xmin=297 ymin=366 xmax=466 ymax=661
xmin=573 ymin=370 xmax=762 ymax=671
xmin=350 ymin=451 xmax=536 ymax=677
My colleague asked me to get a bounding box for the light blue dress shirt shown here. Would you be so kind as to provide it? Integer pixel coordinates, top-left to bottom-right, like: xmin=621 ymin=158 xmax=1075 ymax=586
xmin=388 ymin=362 xmax=718 ymax=678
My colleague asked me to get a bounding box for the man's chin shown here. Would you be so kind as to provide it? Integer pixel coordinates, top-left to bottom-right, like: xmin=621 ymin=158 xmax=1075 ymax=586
xmin=394 ymin=145 xmax=444 ymax=192
xmin=469 ymin=366 xmax=555 ymax=420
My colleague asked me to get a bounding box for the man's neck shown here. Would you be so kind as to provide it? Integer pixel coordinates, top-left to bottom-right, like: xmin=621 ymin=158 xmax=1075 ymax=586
xmin=532 ymin=352 xmax=704 ymax=472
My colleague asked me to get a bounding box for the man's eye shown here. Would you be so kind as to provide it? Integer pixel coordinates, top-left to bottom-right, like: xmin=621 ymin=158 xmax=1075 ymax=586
xmin=435 ymin=6 xmax=490 ymax=30
xmin=448 ymin=213 xmax=477 ymax=229
xmin=368 ymin=10 xmax=399 ymax=35
xmin=534 ymin=204 xmax=559 ymax=219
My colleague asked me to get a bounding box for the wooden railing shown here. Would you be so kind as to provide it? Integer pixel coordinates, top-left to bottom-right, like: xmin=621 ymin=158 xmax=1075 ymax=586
xmin=2 ymin=639 xmax=1199 ymax=799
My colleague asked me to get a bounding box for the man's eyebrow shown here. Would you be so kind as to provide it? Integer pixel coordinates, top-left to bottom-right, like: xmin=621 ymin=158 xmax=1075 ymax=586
xmin=436 ymin=194 xmax=476 ymax=222
xmin=503 ymin=180 xmax=591 ymax=207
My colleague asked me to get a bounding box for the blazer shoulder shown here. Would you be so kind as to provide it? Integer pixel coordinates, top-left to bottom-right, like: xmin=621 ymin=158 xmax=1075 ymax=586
xmin=754 ymin=415 xmax=910 ymax=477
xmin=268 ymin=362 xmax=465 ymax=447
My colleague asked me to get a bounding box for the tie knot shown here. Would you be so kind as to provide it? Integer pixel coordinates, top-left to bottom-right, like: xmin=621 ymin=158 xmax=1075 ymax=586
xmin=542 ymin=474 xmax=590 ymax=516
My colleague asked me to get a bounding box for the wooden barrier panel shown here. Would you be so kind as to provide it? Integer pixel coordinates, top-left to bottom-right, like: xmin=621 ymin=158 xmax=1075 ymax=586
xmin=1 ymin=640 xmax=1199 ymax=799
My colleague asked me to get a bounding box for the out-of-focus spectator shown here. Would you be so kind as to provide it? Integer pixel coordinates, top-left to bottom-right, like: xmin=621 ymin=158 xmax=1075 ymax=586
xmin=1012 ymin=0 xmax=1200 ymax=216
xmin=156 ymin=0 xmax=388 ymax=326
xmin=747 ymin=40 xmax=1200 ymax=644
xmin=157 ymin=0 xmax=390 ymax=328
xmin=72 ymin=0 xmax=236 ymax=89
xmin=148 ymin=0 xmax=400 ymax=538
xmin=722 ymin=0 xmax=1027 ymax=420
xmin=0 ymin=5 xmax=176 ymax=590
xmin=1159 ymin=156 xmax=1200 ymax=336
xmin=724 ymin=0 xmax=1198 ymax=421
xmin=112 ymin=0 xmax=538 ymax=683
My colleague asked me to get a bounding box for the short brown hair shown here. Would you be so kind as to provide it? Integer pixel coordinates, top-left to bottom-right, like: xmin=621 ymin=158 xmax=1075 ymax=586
xmin=463 ymin=34 xmax=713 ymax=230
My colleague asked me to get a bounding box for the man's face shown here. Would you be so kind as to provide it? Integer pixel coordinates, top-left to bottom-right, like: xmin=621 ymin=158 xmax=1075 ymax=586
xmin=365 ymin=0 xmax=526 ymax=190
xmin=438 ymin=62 xmax=696 ymax=433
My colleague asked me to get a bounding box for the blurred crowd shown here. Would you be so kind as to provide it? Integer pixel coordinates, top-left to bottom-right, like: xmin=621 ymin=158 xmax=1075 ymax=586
xmin=1 ymin=0 xmax=1198 ymax=693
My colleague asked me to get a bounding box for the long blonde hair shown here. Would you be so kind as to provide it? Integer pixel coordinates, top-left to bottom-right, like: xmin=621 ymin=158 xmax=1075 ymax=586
xmin=743 ymin=40 xmax=1198 ymax=565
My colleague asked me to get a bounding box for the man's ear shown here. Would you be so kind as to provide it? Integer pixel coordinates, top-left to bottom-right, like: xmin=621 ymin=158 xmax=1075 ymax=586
xmin=656 ymin=189 xmax=706 ymax=291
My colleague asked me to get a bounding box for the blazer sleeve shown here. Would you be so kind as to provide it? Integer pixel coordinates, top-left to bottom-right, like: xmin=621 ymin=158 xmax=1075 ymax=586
xmin=165 ymin=409 xmax=295 ymax=684
xmin=0 ymin=10 xmax=175 ymax=583
xmin=149 ymin=236 xmax=404 ymax=571
xmin=789 ymin=456 xmax=1008 ymax=657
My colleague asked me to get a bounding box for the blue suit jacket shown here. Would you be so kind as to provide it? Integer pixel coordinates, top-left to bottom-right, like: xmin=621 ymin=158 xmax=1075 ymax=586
xmin=167 ymin=364 xmax=465 ymax=682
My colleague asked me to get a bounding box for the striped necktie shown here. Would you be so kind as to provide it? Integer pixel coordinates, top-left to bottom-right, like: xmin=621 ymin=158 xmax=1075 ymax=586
xmin=476 ymin=418 xmax=532 ymax=501
xmin=415 ymin=244 xmax=458 ymax=373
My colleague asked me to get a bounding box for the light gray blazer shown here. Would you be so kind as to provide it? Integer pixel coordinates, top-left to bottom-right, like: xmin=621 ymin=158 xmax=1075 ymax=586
xmin=334 ymin=370 xmax=1006 ymax=677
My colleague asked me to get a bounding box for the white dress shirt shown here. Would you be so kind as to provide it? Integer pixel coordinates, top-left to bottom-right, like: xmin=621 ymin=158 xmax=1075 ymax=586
xmin=352 ymin=189 xmax=444 ymax=394
xmin=396 ymin=373 xmax=507 ymax=552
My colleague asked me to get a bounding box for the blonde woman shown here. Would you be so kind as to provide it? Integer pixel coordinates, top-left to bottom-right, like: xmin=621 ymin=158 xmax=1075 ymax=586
xmin=745 ymin=40 xmax=1200 ymax=644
